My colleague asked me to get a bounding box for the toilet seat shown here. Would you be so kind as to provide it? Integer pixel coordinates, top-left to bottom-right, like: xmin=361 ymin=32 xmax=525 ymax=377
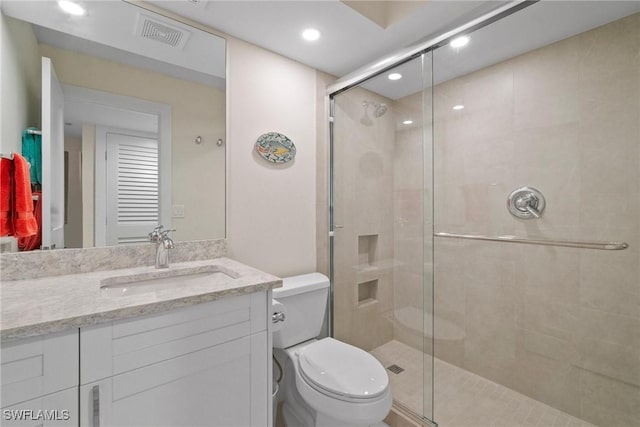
xmin=297 ymin=338 xmax=389 ymax=402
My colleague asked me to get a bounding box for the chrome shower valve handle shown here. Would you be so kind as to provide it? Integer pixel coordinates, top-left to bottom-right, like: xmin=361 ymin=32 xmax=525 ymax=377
xmin=508 ymin=187 xmax=545 ymax=219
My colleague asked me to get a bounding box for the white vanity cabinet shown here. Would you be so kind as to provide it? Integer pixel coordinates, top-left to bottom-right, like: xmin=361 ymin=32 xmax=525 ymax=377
xmin=79 ymin=292 xmax=271 ymax=427
xmin=0 ymin=331 xmax=79 ymax=426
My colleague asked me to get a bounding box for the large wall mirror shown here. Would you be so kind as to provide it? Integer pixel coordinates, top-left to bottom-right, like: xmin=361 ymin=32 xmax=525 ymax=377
xmin=0 ymin=0 xmax=225 ymax=250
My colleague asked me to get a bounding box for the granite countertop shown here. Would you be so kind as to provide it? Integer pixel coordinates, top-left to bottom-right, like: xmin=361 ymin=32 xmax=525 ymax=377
xmin=0 ymin=257 xmax=281 ymax=341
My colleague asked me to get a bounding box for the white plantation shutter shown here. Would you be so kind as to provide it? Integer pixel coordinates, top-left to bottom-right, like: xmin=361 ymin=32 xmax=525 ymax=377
xmin=106 ymin=132 xmax=159 ymax=245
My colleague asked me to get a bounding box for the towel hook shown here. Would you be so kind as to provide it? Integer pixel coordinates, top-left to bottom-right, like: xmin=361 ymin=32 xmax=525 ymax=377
xmin=194 ymin=136 xmax=224 ymax=147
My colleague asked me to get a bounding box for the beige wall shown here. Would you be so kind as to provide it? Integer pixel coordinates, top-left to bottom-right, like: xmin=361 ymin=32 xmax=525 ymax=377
xmin=226 ymin=37 xmax=320 ymax=278
xmin=64 ymin=136 xmax=82 ymax=248
xmin=38 ymin=43 xmax=226 ymax=243
xmin=433 ymin=14 xmax=640 ymax=426
xmin=0 ymin=14 xmax=40 ymax=155
xmin=81 ymin=124 xmax=95 ymax=247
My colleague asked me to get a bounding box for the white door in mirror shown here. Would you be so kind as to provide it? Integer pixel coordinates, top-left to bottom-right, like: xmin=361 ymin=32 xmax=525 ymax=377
xmin=41 ymin=57 xmax=65 ymax=250
xmin=105 ymin=131 xmax=159 ymax=245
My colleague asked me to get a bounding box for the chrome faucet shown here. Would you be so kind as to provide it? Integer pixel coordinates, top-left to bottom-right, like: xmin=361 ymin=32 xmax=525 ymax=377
xmin=148 ymin=225 xmax=175 ymax=269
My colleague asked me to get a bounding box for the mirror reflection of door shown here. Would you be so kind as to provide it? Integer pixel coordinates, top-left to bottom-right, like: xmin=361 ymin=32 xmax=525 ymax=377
xmin=104 ymin=129 xmax=159 ymax=246
xmin=41 ymin=57 xmax=65 ymax=250
xmin=64 ymin=85 xmax=170 ymax=248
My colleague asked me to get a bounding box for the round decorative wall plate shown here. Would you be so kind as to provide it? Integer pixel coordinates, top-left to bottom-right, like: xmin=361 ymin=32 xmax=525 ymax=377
xmin=255 ymin=132 xmax=296 ymax=163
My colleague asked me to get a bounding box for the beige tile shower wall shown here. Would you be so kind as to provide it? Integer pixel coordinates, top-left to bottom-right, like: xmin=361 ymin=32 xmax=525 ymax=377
xmin=433 ymin=14 xmax=639 ymax=426
xmin=391 ymin=91 xmax=428 ymax=351
xmin=333 ymin=87 xmax=395 ymax=351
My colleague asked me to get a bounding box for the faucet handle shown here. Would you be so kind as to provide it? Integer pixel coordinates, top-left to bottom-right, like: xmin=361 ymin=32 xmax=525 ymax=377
xmin=160 ymin=229 xmax=176 ymax=249
xmin=148 ymin=225 xmax=164 ymax=242
xmin=159 ymin=229 xmax=175 ymax=238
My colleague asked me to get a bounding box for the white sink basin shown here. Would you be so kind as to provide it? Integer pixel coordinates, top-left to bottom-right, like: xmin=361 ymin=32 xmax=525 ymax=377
xmin=100 ymin=265 xmax=236 ymax=297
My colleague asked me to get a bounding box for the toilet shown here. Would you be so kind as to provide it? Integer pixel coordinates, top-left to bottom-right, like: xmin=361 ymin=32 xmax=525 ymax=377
xmin=272 ymin=273 xmax=392 ymax=427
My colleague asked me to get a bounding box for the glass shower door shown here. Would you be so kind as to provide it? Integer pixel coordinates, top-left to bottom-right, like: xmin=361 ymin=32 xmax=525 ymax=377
xmin=329 ymin=52 xmax=434 ymax=423
xmin=430 ymin=4 xmax=639 ymax=426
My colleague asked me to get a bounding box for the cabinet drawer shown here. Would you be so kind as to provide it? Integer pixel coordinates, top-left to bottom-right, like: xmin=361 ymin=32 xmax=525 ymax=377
xmin=81 ymin=292 xmax=268 ymax=384
xmin=1 ymin=330 xmax=79 ymax=408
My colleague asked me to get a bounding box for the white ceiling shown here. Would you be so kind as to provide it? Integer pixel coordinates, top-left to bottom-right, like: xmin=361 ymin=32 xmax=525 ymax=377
xmin=32 ymin=25 xmax=225 ymax=89
xmin=148 ymin=0 xmax=639 ymax=99
xmin=1 ymin=0 xmax=226 ymax=84
xmin=63 ymin=85 xmax=159 ymax=138
xmin=360 ymin=0 xmax=640 ymax=100
xmin=148 ymin=0 xmax=510 ymax=77
xmin=2 ymin=0 xmax=638 ymax=101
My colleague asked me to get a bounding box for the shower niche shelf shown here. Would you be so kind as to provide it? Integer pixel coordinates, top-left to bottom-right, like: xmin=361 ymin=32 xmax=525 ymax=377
xmin=357 ymin=279 xmax=378 ymax=307
xmin=358 ymin=234 xmax=378 ymax=267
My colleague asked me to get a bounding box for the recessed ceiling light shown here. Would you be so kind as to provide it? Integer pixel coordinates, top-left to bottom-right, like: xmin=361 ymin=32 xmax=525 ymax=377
xmin=453 ymin=105 xmax=465 ymax=110
xmin=58 ymin=0 xmax=85 ymax=16
xmin=388 ymin=73 xmax=402 ymax=81
xmin=450 ymin=36 xmax=469 ymax=48
xmin=302 ymin=28 xmax=321 ymax=42
xmin=402 ymin=120 xmax=413 ymax=125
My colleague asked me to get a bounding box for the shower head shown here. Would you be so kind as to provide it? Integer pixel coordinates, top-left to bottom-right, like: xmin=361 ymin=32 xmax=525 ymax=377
xmin=374 ymin=103 xmax=387 ymax=118
xmin=362 ymin=100 xmax=387 ymax=121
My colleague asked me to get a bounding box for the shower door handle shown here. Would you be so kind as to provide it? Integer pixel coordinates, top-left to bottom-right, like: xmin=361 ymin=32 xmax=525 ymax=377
xmin=329 ymin=225 xmax=343 ymax=237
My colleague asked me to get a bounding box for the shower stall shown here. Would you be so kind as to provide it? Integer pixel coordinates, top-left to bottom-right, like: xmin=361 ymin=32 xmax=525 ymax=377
xmin=328 ymin=2 xmax=639 ymax=426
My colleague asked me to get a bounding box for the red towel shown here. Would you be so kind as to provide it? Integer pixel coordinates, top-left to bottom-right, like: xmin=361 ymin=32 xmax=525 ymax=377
xmin=18 ymin=191 xmax=42 ymax=251
xmin=13 ymin=153 xmax=37 ymax=237
xmin=0 ymin=158 xmax=12 ymax=236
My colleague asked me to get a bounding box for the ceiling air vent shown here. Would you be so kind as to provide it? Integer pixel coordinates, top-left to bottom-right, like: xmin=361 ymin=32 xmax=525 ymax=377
xmin=135 ymin=14 xmax=190 ymax=49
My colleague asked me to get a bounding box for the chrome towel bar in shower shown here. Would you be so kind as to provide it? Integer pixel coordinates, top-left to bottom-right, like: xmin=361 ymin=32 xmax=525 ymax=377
xmin=434 ymin=232 xmax=628 ymax=251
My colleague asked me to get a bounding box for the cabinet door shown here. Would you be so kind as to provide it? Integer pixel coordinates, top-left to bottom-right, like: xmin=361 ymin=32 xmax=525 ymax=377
xmin=80 ymin=333 xmax=267 ymax=427
xmin=81 ymin=293 xmax=266 ymax=385
xmin=1 ymin=388 xmax=77 ymax=427
xmin=1 ymin=330 xmax=79 ymax=408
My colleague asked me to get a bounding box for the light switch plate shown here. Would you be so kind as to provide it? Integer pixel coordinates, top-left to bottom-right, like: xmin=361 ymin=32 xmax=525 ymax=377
xmin=172 ymin=204 xmax=185 ymax=218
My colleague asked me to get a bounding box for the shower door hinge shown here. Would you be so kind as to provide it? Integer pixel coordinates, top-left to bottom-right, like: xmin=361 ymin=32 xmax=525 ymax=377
xmin=329 ymin=116 xmax=334 ymax=123
xmin=329 ymin=231 xmax=334 ymax=237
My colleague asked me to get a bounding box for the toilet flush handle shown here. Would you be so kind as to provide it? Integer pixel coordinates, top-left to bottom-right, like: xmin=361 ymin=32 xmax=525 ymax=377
xmin=273 ymin=312 xmax=286 ymax=323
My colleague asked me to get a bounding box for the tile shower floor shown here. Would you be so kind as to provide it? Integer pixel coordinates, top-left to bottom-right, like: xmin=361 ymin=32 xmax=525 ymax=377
xmin=371 ymin=341 xmax=597 ymax=427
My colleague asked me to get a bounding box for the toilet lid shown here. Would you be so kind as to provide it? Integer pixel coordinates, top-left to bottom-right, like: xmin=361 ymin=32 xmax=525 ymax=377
xmin=297 ymin=338 xmax=388 ymax=400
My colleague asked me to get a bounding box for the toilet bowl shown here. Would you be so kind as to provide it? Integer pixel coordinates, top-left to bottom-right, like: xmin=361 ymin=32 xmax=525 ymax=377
xmin=273 ymin=273 xmax=392 ymax=427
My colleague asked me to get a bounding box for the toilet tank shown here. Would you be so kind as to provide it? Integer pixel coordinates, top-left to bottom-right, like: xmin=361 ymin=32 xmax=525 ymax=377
xmin=272 ymin=273 xmax=329 ymax=349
